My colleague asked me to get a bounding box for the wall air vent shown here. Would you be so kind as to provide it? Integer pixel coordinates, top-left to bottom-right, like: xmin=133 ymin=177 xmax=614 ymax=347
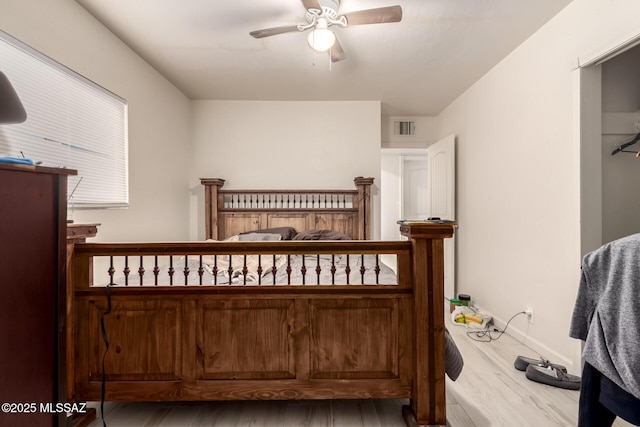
xmin=393 ymin=120 xmax=416 ymax=136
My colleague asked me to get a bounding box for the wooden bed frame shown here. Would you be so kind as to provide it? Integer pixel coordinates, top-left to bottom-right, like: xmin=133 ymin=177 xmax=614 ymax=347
xmin=200 ymin=177 xmax=374 ymax=240
xmin=67 ymin=177 xmax=454 ymax=426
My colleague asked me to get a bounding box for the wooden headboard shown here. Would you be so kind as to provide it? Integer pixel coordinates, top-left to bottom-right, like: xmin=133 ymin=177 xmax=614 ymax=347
xmin=200 ymin=177 xmax=374 ymax=240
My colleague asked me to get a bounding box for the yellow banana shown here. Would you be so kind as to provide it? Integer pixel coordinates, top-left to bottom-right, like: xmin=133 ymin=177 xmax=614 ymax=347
xmin=455 ymin=313 xmax=483 ymax=324
xmin=466 ymin=315 xmax=484 ymax=323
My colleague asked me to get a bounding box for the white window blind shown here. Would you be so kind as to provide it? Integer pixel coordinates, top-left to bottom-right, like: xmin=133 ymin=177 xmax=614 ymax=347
xmin=0 ymin=31 xmax=128 ymax=207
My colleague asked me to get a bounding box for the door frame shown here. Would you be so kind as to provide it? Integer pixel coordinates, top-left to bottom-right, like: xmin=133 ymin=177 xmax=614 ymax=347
xmin=381 ymin=148 xmax=428 ymax=241
xmin=577 ymin=32 xmax=640 ymax=255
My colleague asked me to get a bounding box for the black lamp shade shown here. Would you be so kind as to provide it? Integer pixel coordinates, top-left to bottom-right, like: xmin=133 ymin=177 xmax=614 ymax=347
xmin=0 ymin=71 xmax=27 ymax=124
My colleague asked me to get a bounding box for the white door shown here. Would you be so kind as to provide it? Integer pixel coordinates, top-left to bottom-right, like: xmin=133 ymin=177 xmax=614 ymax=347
xmin=427 ymin=135 xmax=456 ymax=299
xmin=402 ymin=155 xmax=428 ymax=221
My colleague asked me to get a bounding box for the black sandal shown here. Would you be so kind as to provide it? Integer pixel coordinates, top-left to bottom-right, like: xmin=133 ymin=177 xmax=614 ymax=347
xmin=514 ymin=355 xmax=567 ymax=372
xmin=525 ymin=364 xmax=581 ymax=390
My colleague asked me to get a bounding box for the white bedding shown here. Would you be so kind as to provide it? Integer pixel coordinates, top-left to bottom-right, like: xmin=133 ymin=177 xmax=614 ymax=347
xmin=104 ymin=251 xmax=397 ymax=287
xmin=102 ymin=232 xmax=397 ymax=286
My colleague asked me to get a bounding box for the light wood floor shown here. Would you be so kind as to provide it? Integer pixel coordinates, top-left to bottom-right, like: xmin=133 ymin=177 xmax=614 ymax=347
xmin=85 ymin=322 xmax=634 ymax=427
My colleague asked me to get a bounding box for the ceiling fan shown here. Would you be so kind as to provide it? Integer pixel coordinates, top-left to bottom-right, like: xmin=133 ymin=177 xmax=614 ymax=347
xmin=249 ymin=0 xmax=402 ymax=63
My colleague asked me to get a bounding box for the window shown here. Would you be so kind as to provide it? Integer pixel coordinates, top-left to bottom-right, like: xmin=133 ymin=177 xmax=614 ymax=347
xmin=0 ymin=30 xmax=128 ymax=207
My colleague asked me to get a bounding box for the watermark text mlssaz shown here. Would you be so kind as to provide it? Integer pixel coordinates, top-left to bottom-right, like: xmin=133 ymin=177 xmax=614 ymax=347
xmin=1 ymin=402 xmax=88 ymax=414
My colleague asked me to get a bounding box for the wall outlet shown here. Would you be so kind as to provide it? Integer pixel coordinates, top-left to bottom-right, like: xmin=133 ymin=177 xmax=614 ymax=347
xmin=525 ymin=307 xmax=535 ymax=325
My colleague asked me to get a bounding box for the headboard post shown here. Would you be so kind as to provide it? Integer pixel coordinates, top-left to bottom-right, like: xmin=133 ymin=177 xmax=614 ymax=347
xmin=354 ymin=177 xmax=374 ymax=240
xmin=200 ymin=178 xmax=225 ymax=240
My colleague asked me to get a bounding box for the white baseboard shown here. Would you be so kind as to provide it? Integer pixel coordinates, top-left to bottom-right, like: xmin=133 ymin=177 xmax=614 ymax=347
xmin=472 ymin=304 xmax=579 ymax=373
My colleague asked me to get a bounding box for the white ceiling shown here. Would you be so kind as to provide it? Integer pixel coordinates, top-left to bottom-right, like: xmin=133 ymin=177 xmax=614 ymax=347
xmin=75 ymin=0 xmax=573 ymax=116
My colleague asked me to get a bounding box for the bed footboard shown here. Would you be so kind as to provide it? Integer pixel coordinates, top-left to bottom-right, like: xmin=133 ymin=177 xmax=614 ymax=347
xmin=68 ymin=223 xmax=453 ymax=426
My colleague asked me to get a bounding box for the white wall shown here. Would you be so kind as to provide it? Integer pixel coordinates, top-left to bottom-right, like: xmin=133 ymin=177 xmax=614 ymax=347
xmin=436 ymin=0 xmax=640 ymax=373
xmin=0 ymin=0 xmax=192 ymax=242
xmin=189 ymin=100 xmax=381 ymax=240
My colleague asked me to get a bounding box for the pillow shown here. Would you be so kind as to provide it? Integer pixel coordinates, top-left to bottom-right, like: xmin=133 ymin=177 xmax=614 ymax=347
xmin=292 ymin=230 xmax=352 ymax=240
xmin=240 ymin=226 xmax=297 ymax=240
xmin=238 ymin=232 xmax=282 ymax=241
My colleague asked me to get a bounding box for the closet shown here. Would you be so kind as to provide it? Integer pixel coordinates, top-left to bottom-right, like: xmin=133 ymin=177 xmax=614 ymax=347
xmin=600 ymin=45 xmax=640 ymax=244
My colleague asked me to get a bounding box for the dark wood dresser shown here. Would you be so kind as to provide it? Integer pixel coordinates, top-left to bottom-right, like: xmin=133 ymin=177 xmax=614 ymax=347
xmin=0 ymin=163 xmax=75 ymax=426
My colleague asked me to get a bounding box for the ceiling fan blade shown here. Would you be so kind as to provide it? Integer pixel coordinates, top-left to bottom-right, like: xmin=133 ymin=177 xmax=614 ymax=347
xmin=330 ymin=36 xmax=346 ymax=63
xmin=301 ymin=0 xmax=321 ymax=11
xmin=249 ymin=25 xmax=301 ymax=38
xmin=342 ymin=5 xmax=402 ymax=26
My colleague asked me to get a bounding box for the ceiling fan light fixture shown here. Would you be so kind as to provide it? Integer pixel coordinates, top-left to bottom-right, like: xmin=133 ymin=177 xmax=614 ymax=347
xmin=307 ymin=28 xmax=336 ymax=52
xmin=250 ymin=1 xmax=403 ymax=63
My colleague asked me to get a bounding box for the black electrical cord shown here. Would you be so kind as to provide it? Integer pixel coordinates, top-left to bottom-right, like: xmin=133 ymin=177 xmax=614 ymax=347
xmin=465 ymin=311 xmax=526 ymax=343
xmin=100 ymin=284 xmax=112 ymax=427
